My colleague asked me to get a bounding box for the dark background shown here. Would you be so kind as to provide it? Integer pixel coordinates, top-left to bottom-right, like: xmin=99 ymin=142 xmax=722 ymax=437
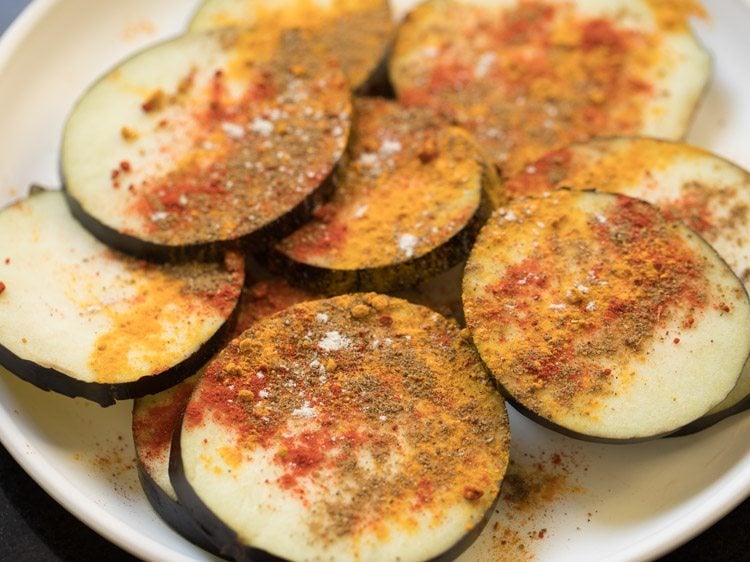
xmin=0 ymin=1 xmax=748 ymax=560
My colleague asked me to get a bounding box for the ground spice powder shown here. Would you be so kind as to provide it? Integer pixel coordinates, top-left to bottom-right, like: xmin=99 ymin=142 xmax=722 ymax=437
xmin=184 ymin=294 xmax=510 ymax=545
xmin=505 ymin=138 xmax=750 ymax=285
xmin=87 ymin=251 xmax=243 ymax=383
xmin=120 ymin=30 xmax=350 ymax=246
xmin=278 ymin=97 xmax=485 ymax=269
xmin=193 ymin=0 xmax=393 ymax=90
xmin=465 ymin=191 xmax=712 ymax=420
xmin=393 ymin=0 xmax=706 ymax=206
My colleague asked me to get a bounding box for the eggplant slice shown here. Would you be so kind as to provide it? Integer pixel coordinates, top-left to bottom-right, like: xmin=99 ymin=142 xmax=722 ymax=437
xmin=463 ymin=190 xmax=750 ymax=442
xmin=505 ymin=137 xmax=750 ymax=432
xmin=189 ymin=0 xmax=394 ymax=94
xmin=0 ymin=190 xmax=244 ymax=406
xmin=133 ymin=276 xmax=317 ymax=552
xmin=389 ymin=0 xmax=711 ymax=208
xmin=61 ymin=28 xmax=351 ymax=261
xmin=171 ymin=294 xmax=509 ymax=561
xmin=270 ymin=97 xmax=495 ymax=294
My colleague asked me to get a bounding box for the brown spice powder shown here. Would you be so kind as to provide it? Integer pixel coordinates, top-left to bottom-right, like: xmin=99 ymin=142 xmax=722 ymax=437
xmin=185 ymin=294 xmax=510 ymax=545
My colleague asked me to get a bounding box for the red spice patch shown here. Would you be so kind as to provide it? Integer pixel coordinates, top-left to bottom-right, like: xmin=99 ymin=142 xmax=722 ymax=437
xmin=413 ymin=479 xmax=435 ymax=510
xmin=134 ymin=381 xmax=196 ymax=461
xmin=581 ymin=19 xmax=626 ymax=52
xmin=473 ymin=192 xmax=709 ymax=408
xmin=505 ymin=148 xmax=573 ymax=198
xmin=183 ymin=354 xmax=269 ymax=436
xmin=660 ymin=189 xmax=716 ymax=234
xmin=281 ymin=222 xmax=349 ymax=261
xmin=277 ymin=428 xmax=329 ymax=490
xmin=489 ymin=258 xmax=549 ymax=301
xmin=428 ymin=57 xmax=474 ymax=92
xmin=608 ymin=195 xmax=659 ymax=230
xmin=499 ymin=1 xmax=556 ymax=44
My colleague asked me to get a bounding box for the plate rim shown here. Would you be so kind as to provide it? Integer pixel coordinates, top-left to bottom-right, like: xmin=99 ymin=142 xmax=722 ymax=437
xmin=0 ymin=1 xmax=748 ymax=562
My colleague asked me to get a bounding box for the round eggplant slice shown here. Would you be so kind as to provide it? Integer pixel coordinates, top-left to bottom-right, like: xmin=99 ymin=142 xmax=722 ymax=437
xmin=189 ymin=0 xmax=394 ymax=93
xmin=133 ymin=277 xmax=317 ymax=553
xmin=61 ymin=29 xmax=351 ymax=261
xmin=505 ymin=137 xmax=750 ymax=431
xmin=389 ymin=0 xmax=711 ymax=208
xmin=0 ymin=189 xmax=244 ymax=406
xmin=171 ymin=294 xmax=509 ymax=561
xmin=270 ymin=97 xmax=495 ymax=294
xmin=463 ymin=190 xmax=750 ymax=442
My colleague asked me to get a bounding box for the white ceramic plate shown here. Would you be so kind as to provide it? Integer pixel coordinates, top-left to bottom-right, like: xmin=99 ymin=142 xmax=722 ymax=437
xmin=0 ymin=1 xmax=749 ymax=561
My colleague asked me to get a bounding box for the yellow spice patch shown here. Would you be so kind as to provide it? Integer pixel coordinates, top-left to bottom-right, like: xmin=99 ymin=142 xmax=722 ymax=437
xmin=645 ymin=0 xmax=707 ymax=31
xmin=89 ymin=270 xmax=209 ymax=383
xmin=200 ymin=0 xmax=391 ymax=88
xmin=328 ymin=138 xmax=479 ymax=267
xmin=563 ymin=140 xmax=690 ymax=193
xmin=222 ymin=0 xmax=385 ymax=30
xmin=466 ymin=191 xmax=710 ymax=418
xmin=219 ymin=445 xmax=243 ymax=469
xmin=280 ymin=99 xmax=484 ymax=268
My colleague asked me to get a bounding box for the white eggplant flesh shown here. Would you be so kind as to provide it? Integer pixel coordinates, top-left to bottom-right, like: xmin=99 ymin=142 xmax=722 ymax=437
xmin=0 ymin=190 xmax=243 ymax=406
xmin=62 ymin=29 xmax=351 ymax=260
xmin=463 ymin=190 xmax=750 ymax=441
xmin=506 ymin=137 xmax=750 ymax=432
xmin=171 ymin=294 xmax=510 ymax=561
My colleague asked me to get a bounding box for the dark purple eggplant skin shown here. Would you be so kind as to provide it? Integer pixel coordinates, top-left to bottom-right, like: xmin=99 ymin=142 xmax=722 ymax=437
xmin=62 ymin=167 xmax=336 ymax=264
xmin=670 ymin=357 xmax=750 ymax=437
xmin=500 ymin=390 xmax=680 ymax=444
xmin=169 ymin=412 xmax=501 ymax=562
xmin=669 ymin=395 xmax=750 ymax=437
xmin=264 ymin=192 xmax=492 ymax=295
xmin=470 ymin=349 xmax=678 ymax=444
xmin=169 ymin=422 xmax=286 ymax=562
xmin=353 ymin=38 xmax=395 ymax=98
xmin=0 ymin=293 xmax=240 ymax=408
xmin=137 ymin=459 xmax=225 ymax=557
xmin=480 ymin=363 xmax=679 ymax=443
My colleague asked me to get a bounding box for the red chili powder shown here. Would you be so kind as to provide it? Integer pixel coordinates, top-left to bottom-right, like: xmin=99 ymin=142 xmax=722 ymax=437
xmin=581 ymin=19 xmax=626 ymax=52
xmin=505 ymin=148 xmax=573 ymax=198
xmin=283 ymin=222 xmax=349 ymax=261
xmin=134 ymin=381 xmax=196 ymax=460
xmin=277 ymin=428 xmax=330 ymax=490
